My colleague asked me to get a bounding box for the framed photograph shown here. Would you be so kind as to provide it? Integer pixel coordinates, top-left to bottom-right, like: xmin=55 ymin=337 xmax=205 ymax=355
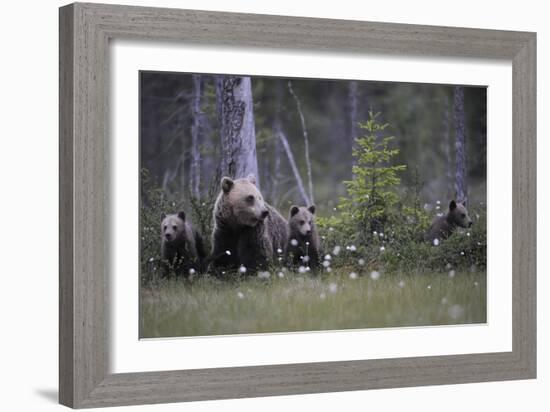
xmin=59 ymin=2 xmax=536 ymax=408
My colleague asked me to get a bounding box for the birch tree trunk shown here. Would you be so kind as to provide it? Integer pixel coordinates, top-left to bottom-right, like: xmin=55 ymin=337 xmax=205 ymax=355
xmin=453 ymin=86 xmax=467 ymax=202
xmin=288 ymin=80 xmax=314 ymax=204
xmin=276 ymin=124 xmax=310 ymax=206
xmin=218 ymin=76 xmax=259 ymax=184
xmin=190 ymin=74 xmax=202 ymax=198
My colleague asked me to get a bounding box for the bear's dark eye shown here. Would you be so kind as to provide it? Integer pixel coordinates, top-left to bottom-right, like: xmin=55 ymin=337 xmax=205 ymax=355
xmin=299 ymin=220 xmax=305 ymax=225
xmin=163 ymin=225 xmax=167 ymax=231
xmin=461 ymin=213 xmax=466 ymax=218
xmin=246 ymin=195 xmax=254 ymax=203
xmin=172 ymin=225 xmax=178 ymax=231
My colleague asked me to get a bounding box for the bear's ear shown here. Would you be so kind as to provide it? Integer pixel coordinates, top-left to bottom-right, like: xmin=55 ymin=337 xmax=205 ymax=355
xmin=177 ymin=211 xmax=186 ymax=221
xmin=308 ymin=205 xmax=316 ymax=215
xmin=449 ymin=200 xmax=457 ymax=211
xmin=221 ymin=177 xmax=234 ymax=193
xmin=161 ymin=212 xmax=166 ymax=220
xmin=246 ymin=174 xmax=257 ymax=185
xmin=290 ymin=205 xmax=300 ymax=217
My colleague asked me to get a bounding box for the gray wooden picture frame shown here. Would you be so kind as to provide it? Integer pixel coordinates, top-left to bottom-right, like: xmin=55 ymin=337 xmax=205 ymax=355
xmin=59 ymin=2 xmax=536 ymax=408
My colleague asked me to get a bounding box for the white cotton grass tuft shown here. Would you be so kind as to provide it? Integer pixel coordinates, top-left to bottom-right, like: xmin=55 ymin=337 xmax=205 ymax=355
xmin=225 ymin=250 xmax=231 ymax=256
xmin=379 ymin=246 xmax=386 ymax=252
xmin=348 ymin=245 xmax=357 ymax=252
xmin=319 ymin=292 xmax=326 ymax=300
xmin=290 ymin=239 xmax=298 ymax=246
xmin=441 ymin=297 xmax=448 ymax=305
xmin=322 ymin=260 xmax=331 ymax=268
xmin=449 ymin=270 xmax=456 ymax=278
xmin=433 ymin=238 xmax=440 ymax=246
xmin=326 ymin=267 xmax=332 ymax=273
xmin=188 ymin=268 xmax=196 ymax=275
xmin=427 ymin=284 xmax=432 ymax=290
xmin=148 ymin=257 xmax=154 ymax=262
xmin=333 ymin=246 xmax=341 ymax=256
xmin=460 ymin=251 xmax=465 ymax=256
xmin=298 ymin=266 xmax=307 ymax=274
xmin=358 ymin=258 xmax=365 ymax=266
xmin=277 ymin=271 xmax=284 ymax=279
xmin=398 ymin=280 xmax=405 ymax=288
xmin=277 ymin=248 xmax=283 ymax=254
xmin=449 ymin=304 xmax=464 ymax=320
xmin=324 ymin=254 xmax=332 ymax=261
xmin=445 ymin=263 xmax=452 ymax=270
xmin=370 ymin=271 xmax=381 ymax=280
xmin=238 ymin=265 xmax=247 ymax=274
xmin=328 ymin=283 xmax=338 ymax=294
xmin=258 ymin=271 xmax=270 ymax=279
xmin=237 ymin=291 xmax=244 ymax=299
xmin=302 ymin=255 xmax=310 ymax=263
xmin=349 ymin=272 xmax=358 ymax=280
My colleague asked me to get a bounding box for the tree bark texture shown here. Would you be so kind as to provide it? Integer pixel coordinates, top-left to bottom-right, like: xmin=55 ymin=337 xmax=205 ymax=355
xmin=218 ymin=76 xmax=259 ymax=185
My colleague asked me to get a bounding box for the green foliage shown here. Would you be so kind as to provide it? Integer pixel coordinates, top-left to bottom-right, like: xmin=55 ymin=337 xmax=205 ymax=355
xmin=337 ymin=111 xmax=406 ymax=242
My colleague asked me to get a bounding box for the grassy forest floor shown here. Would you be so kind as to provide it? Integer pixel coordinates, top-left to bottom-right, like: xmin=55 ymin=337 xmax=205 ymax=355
xmin=140 ymin=269 xmax=486 ymax=338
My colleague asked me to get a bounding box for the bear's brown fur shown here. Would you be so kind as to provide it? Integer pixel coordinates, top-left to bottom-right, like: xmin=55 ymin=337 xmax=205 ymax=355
xmin=424 ymin=200 xmax=472 ymax=243
xmin=210 ymin=175 xmax=288 ymax=275
xmin=286 ymin=205 xmax=321 ymax=271
xmin=160 ymin=211 xmax=206 ymax=277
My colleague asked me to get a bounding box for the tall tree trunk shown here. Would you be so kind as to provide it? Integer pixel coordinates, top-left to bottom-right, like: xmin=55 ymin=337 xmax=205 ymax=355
xmin=442 ymin=93 xmax=453 ymax=199
xmin=453 ymin=86 xmax=467 ymax=202
xmin=218 ymin=75 xmax=259 ymax=184
xmin=190 ymin=75 xmax=202 ymax=199
xmin=348 ymin=80 xmax=358 ymax=157
xmin=288 ymin=80 xmax=314 ymax=204
xmin=271 ymin=80 xmax=284 ymax=205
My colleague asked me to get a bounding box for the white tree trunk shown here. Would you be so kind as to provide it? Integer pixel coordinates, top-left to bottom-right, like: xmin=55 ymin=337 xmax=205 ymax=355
xmin=219 ymin=76 xmax=259 ymax=185
xmin=276 ymin=126 xmax=310 ymax=206
xmin=288 ymin=80 xmax=314 ymax=204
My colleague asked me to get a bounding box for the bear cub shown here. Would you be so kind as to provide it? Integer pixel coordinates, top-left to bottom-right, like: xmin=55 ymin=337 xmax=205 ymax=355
xmin=160 ymin=211 xmax=206 ymax=278
xmin=424 ymin=200 xmax=473 ymax=243
xmin=210 ymin=175 xmax=288 ymax=275
xmin=286 ymin=205 xmax=320 ymax=271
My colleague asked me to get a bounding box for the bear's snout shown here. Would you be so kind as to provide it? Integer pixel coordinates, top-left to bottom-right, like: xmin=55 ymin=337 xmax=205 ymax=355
xmin=261 ymin=210 xmax=269 ymax=219
xmin=165 ymin=233 xmax=173 ymax=241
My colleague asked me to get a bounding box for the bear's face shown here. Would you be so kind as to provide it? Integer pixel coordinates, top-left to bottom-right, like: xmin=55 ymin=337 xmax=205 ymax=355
xmin=448 ymin=200 xmax=472 ymax=228
xmin=221 ymin=175 xmax=269 ymax=227
xmin=161 ymin=211 xmax=186 ymax=243
xmin=289 ymin=205 xmax=316 ymax=237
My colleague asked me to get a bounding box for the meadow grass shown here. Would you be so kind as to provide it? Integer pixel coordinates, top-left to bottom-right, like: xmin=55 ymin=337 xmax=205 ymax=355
xmin=140 ymin=269 xmax=486 ymax=338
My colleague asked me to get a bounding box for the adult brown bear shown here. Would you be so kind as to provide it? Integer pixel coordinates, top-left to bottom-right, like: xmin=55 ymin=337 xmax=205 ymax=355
xmin=210 ymin=175 xmax=288 ymax=275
